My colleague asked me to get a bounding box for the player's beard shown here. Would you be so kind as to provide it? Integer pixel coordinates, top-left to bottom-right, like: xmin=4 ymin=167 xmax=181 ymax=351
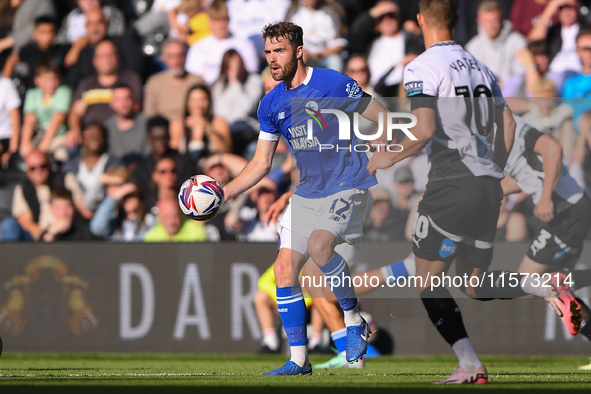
xmin=272 ymin=55 xmax=296 ymax=81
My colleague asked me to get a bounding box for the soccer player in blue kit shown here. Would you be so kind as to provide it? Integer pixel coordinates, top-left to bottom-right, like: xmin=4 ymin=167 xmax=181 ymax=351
xmin=223 ymin=22 xmax=391 ymax=375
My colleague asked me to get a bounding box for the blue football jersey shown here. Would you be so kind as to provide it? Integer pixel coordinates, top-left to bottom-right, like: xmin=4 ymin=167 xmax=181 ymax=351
xmin=258 ymin=67 xmax=377 ymax=198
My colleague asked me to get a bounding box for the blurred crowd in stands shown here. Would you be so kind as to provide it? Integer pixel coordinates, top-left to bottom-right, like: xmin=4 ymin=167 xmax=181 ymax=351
xmin=2 ymin=0 xmax=591 ymax=243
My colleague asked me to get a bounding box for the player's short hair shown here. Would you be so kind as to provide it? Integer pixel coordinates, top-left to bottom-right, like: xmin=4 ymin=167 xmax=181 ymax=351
xmin=208 ymin=0 xmax=229 ymax=20
xmin=35 ymin=58 xmax=61 ymax=76
xmin=262 ymin=22 xmax=304 ymax=51
xmin=35 ymin=15 xmax=56 ymax=27
xmin=577 ymin=28 xmax=591 ymax=43
xmin=528 ymin=40 xmax=549 ymax=56
xmin=419 ymin=0 xmax=458 ymax=31
xmin=148 ymin=116 xmax=170 ymax=131
xmin=478 ymin=0 xmax=501 ymax=14
xmin=51 ymin=187 xmax=73 ymax=203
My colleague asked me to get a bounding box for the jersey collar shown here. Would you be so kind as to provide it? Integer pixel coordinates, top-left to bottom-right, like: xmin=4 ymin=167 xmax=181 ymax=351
xmin=283 ymin=66 xmax=314 ymax=91
xmin=430 ymin=40 xmax=458 ymax=48
xmin=303 ymin=66 xmax=314 ymax=85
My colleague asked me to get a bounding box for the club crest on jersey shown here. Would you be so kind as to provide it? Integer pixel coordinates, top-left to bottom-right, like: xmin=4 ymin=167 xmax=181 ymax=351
xmin=404 ymin=81 xmax=423 ymax=97
xmin=346 ymin=81 xmax=362 ymax=98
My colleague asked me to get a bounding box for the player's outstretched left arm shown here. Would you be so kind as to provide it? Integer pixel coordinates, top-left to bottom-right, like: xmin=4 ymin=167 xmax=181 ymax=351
xmin=533 ymin=134 xmax=563 ymax=223
xmin=367 ymin=107 xmax=435 ymax=176
xmin=223 ymin=139 xmax=279 ymax=202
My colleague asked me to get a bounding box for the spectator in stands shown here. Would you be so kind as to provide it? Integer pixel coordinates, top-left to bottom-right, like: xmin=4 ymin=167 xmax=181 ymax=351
xmin=134 ymin=0 xmax=182 ymax=39
xmin=0 ymin=0 xmax=56 ymax=57
xmin=528 ymin=0 xmax=582 ymax=75
xmin=454 ymin=0 xmax=516 ymax=46
xmin=347 ymin=1 xmax=423 ymax=61
xmin=143 ymin=39 xmax=205 ymax=145
xmin=132 ymin=117 xmax=194 ymax=201
xmin=40 ymin=187 xmax=97 ymax=242
xmin=521 ymin=78 xmax=577 ymax=157
xmin=67 ymin=39 xmax=142 ymax=148
xmin=1 ymin=149 xmax=87 ymax=241
xmin=363 ymin=188 xmax=404 ymax=242
xmin=64 ymin=8 xmax=143 ymax=88
xmin=212 ymin=49 xmax=262 ymax=155
xmin=185 ymin=0 xmax=258 ymax=86
xmin=563 ymin=29 xmax=591 ymax=132
xmin=168 ymin=0 xmax=211 ymax=45
xmin=0 ymin=73 xmax=21 ymax=167
xmin=466 ymin=1 xmax=527 ymax=86
xmin=56 ymin=0 xmax=124 ymax=45
xmin=0 ymin=0 xmax=17 ymax=69
xmin=225 ymin=184 xmax=279 ymax=242
xmin=103 ymin=83 xmax=149 ymax=162
xmin=286 ymin=0 xmax=347 ymax=72
xmin=61 ymin=123 xmax=122 ymax=212
xmin=212 ymin=49 xmax=262 ymax=126
xmin=227 ymin=0 xmax=291 ymax=58
xmin=2 ymin=16 xmax=67 ymax=90
xmin=20 ymin=59 xmax=70 ymax=162
xmin=504 ymin=40 xmax=578 ymax=98
xmin=510 ymin=0 xmax=557 ymax=37
xmin=365 ymin=1 xmax=423 ymax=95
xmin=90 ymin=173 xmax=155 ymax=241
xmin=184 ymin=84 xmax=232 ymax=155
xmin=145 ymin=157 xmax=179 ymax=213
xmin=144 ymin=197 xmax=207 ymax=242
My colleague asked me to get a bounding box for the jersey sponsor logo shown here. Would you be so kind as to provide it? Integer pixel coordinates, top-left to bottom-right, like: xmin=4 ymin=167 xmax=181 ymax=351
xmin=346 ymin=81 xmax=362 ymax=98
xmin=439 ymin=238 xmax=457 ymax=258
xmin=278 ymin=308 xmax=288 ymax=313
xmin=404 ymin=81 xmax=423 ymax=97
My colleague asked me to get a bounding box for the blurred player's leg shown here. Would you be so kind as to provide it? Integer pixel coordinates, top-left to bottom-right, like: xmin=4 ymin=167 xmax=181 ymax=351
xmin=254 ymin=290 xmax=279 ymax=354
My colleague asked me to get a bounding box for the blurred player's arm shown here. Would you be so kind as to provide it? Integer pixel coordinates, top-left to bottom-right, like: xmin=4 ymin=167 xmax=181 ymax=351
xmin=532 ymin=133 xmax=563 ymax=222
xmin=493 ymin=108 xmax=516 ymax=170
xmin=223 ymin=139 xmax=278 ymax=202
xmin=366 ymin=106 xmax=434 ymax=176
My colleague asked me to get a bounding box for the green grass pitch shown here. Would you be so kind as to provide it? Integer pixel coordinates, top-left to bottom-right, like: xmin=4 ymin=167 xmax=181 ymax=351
xmin=0 ymin=354 xmax=590 ymax=393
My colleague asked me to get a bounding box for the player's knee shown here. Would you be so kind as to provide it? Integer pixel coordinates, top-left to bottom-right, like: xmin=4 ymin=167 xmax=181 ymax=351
xmin=307 ymin=238 xmax=332 ymax=265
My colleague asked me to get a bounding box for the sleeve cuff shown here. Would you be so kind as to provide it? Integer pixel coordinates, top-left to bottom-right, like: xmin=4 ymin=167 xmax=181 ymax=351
xmin=258 ymin=131 xmax=281 ymax=141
